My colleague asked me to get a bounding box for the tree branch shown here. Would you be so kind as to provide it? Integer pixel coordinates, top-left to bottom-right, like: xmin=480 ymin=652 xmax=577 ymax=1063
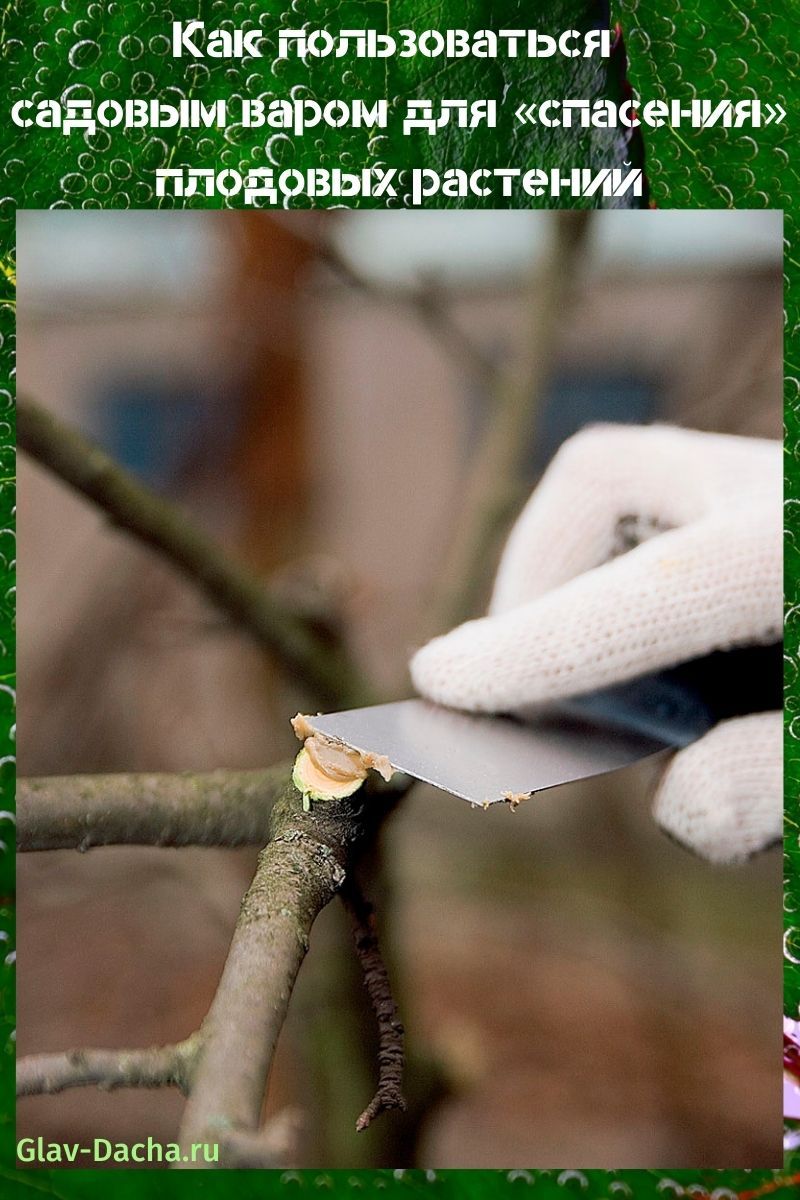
xmin=267 ymin=214 xmax=498 ymax=390
xmin=175 ymin=775 xmax=394 ymax=1167
xmin=313 ymin=239 xmax=499 ymax=389
xmin=17 ymin=397 xmax=373 ymax=710
xmin=17 ymin=767 xmax=406 ymax=1166
xmin=219 ymin=1109 xmax=304 ymax=1168
xmin=17 ymin=766 xmax=291 ymax=852
xmin=341 ymin=878 xmax=406 ymax=1132
xmin=432 ymin=211 xmax=593 ymax=631
xmin=17 ymin=1038 xmax=199 ymax=1098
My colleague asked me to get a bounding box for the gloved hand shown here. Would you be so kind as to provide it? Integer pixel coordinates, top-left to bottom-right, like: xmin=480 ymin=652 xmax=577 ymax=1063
xmin=410 ymin=424 xmax=782 ymax=863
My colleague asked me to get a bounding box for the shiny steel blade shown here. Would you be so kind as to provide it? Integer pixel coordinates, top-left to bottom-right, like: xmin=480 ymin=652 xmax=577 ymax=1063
xmin=306 ymin=699 xmax=671 ymax=806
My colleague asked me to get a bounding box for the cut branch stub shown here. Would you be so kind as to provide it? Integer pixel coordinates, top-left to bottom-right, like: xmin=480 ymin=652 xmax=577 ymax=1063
xmin=290 ymin=713 xmax=395 ymax=812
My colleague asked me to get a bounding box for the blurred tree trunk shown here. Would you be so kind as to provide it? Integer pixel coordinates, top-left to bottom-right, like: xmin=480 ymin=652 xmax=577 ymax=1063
xmin=226 ymin=215 xmax=324 ymax=571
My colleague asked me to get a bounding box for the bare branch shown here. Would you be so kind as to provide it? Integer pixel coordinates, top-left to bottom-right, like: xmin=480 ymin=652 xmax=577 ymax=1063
xmin=313 ymin=239 xmax=499 ymax=389
xmin=17 ymin=766 xmax=290 ymax=852
xmin=341 ymin=878 xmax=406 ymax=1131
xmin=176 ymin=777 xmax=392 ymax=1166
xmin=432 ymin=211 xmax=594 ymax=631
xmin=219 ymin=1109 xmax=304 ymax=1168
xmin=17 ymin=397 xmax=373 ymax=710
xmin=17 ymin=1038 xmax=200 ymax=1098
xmin=17 ymin=767 xmax=406 ymax=1166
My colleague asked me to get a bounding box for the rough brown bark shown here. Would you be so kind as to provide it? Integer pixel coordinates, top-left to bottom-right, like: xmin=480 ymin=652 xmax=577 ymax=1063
xmin=175 ymin=778 xmax=396 ymax=1166
xmin=341 ymin=878 xmax=407 ymax=1131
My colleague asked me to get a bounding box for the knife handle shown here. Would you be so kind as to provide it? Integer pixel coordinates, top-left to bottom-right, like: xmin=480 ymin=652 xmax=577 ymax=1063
xmin=558 ymin=641 xmax=783 ymax=747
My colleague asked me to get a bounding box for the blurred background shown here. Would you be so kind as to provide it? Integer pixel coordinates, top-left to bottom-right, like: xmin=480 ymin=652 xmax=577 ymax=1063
xmin=17 ymin=210 xmax=782 ymax=1168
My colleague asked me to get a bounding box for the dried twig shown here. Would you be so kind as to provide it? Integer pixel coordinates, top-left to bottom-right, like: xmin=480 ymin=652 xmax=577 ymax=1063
xmin=17 ymin=397 xmax=372 ymax=710
xmin=17 ymin=766 xmax=289 ymax=852
xmin=341 ymin=878 xmax=406 ymax=1131
xmin=17 ymin=1038 xmax=199 ymax=1097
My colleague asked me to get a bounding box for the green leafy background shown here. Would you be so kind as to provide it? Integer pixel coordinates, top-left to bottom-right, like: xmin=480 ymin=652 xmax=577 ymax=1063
xmin=2 ymin=0 xmax=796 ymax=1191
xmin=2 ymin=0 xmax=647 ymax=213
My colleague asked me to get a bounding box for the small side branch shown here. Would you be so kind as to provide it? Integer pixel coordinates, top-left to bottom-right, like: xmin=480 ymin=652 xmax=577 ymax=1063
xmin=17 ymin=398 xmax=371 ymax=709
xmin=314 ymin=239 xmax=498 ymax=389
xmin=341 ymin=878 xmax=406 ymax=1131
xmin=17 ymin=1038 xmax=199 ymax=1098
xmin=17 ymin=766 xmax=290 ymax=852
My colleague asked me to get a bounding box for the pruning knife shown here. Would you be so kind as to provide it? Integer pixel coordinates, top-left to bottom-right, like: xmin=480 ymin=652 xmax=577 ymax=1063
xmin=302 ymin=643 xmax=783 ymax=806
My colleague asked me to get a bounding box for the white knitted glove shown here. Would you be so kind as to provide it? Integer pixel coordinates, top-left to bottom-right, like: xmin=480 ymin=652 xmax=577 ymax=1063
xmin=411 ymin=425 xmax=782 ymax=863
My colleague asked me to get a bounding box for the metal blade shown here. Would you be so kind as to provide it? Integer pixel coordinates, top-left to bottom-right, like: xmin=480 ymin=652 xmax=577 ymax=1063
xmin=306 ymin=699 xmax=671 ymax=806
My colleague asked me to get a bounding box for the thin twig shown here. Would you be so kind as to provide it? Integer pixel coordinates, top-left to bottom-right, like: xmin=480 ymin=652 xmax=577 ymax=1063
xmin=341 ymin=878 xmax=406 ymax=1131
xmin=290 ymin=226 xmax=498 ymax=389
xmin=431 ymin=211 xmax=594 ymax=632
xmin=17 ymin=397 xmax=373 ymax=710
xmin=17 ymin=1038 xmax=199 ymax=1098
xmin=17 ymin=766 xmax=289 ymax=852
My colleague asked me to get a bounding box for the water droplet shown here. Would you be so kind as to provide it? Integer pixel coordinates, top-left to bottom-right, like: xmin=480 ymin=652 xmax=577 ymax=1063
xmin=141 ymin=137 xmax=169 ymax=170
xmin=265 ymin=133 xmax=294 ymax=165
xmin=557 ymin=1173 xmax=588 ymax=1191
xmin=148 ymin=34 xmax=171 ymax=55
xmin=119 ymin=34 xmax=144 ymax=60
xmin=61 ymin=82 xmax=94 ymax=104
xmin=60 ymin=172 xmax=87 ymax=195
xmin=68 ymin=38 xmax=100 ymax=68
xmin=131 ymin=71 xmax=155 ymax=96
xmin=84 ymin=127 xmax=112 ymax=152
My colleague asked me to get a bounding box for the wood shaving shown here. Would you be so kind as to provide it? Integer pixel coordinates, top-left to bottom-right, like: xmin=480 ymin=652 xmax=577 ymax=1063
xmin=502 ymin=790 xmax=532 ymax=811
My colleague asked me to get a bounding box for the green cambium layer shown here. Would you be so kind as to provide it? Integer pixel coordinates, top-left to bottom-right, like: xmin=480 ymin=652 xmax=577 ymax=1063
xmin=2 ymin=0 xmax=798 ymax=1189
